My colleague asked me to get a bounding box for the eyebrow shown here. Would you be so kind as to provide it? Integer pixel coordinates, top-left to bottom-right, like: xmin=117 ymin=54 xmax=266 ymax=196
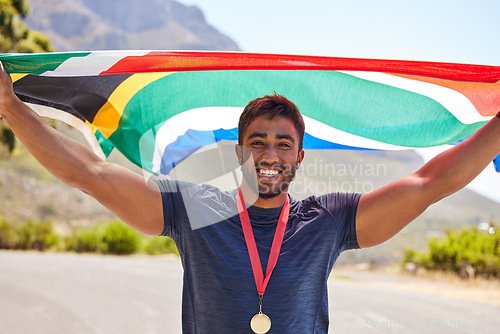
xmin=248 ymin=132 xmax=267 ymax=140
xmin=248 ymin=132 xmax=295 ymax=143
xmin=276 ymin=134 xmax=295 ymax=142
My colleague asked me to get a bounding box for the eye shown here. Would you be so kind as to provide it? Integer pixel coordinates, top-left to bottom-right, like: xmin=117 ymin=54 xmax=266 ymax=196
xmin=278 ymin=142 xmax=292 ymax=148
xmin=251 ymin=140 xmax=264 ymax=146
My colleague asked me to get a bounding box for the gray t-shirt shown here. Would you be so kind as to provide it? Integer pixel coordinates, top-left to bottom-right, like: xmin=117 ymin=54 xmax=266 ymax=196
xmin=156 ymin=180 xmax=361 ymax=333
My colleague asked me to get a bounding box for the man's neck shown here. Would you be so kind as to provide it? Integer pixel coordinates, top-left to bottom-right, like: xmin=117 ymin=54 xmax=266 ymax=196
xmin=239 ymin=183 xmax=288 ymax=209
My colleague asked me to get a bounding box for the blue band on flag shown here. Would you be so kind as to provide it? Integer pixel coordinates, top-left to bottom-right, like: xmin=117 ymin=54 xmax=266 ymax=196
xmin=160 ymin=128 xmax=238 ymax=175
xmin=302 ymin=132 xmax=374 ymax=151
xmin=159 ymin=128 xmax=374 ymax=175
xmin=494 ymin=154 xmax=500 ymax=172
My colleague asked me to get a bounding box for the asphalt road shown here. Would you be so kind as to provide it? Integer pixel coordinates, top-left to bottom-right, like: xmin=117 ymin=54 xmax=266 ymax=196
xmin=1 ymin=251 xmax=499 ymax=334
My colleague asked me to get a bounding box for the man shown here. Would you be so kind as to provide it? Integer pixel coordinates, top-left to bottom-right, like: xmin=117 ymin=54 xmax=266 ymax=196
xmin=1 ymin=61 xmax=499 ymax=333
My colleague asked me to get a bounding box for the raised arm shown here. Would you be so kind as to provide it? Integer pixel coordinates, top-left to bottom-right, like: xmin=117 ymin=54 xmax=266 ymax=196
xmin=356 ymin=112 xmax=500 ymax=248
xmin=0 ymin=62 xmax=164 ymax=236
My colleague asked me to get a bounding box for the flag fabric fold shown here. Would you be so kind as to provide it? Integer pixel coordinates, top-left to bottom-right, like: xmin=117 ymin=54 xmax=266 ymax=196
xmin=0 ymin=51 xmax=499 ymax=175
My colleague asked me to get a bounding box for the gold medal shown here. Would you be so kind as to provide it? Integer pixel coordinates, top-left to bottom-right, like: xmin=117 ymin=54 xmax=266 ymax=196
xmin=250 ymin=295 xmax=271 ymax=333
xmin=250 ymin=312 xmax=271 ymax=333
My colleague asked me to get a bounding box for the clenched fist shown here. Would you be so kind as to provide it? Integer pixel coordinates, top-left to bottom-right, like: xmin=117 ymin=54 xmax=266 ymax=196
xmin=0 ymin=61 xmax=21 ymax=119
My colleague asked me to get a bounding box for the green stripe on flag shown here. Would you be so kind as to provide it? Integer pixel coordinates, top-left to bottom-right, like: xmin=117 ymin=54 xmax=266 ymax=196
xmin=0 ymin=52 xmax=91 ymax=75
xmin=95 ymin=131 xmax=116 ymax=157
xmin=104 ymin=70 xmax=485 ymax=169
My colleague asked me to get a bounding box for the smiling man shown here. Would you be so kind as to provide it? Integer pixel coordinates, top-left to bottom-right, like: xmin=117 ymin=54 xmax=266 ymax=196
xmin=1 ymin=62 xmax=500 ymax=333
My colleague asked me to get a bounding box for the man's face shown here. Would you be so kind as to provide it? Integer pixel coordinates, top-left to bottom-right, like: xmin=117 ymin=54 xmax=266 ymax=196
xmin=237 ymin=115 xmax=304 ymax=199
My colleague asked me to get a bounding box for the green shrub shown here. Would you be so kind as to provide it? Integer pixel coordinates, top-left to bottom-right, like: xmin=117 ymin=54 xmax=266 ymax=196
xmin=65 ymin=228 xmax=103 ymax=253
xmin=0 ymin=219 xmax=16 ymax=249
xmin=65 ymin=221 xmax=142 ymax=255
xmin=401 ymin=247 xmax=418 ymax=265
xmin=402 ymin=227 xmax=500 ymax=278
xmin=14 ymin=220 xmax=59 ymax=251
xmin=100 ymin=221 xmax=142 ymax=255
xmin=144 ymin=237 xmax=178 ymax=255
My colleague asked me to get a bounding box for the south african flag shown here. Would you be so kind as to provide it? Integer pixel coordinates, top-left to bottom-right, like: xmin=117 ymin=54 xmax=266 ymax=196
xmin=1 ymin=51 xmax=499 ymax=177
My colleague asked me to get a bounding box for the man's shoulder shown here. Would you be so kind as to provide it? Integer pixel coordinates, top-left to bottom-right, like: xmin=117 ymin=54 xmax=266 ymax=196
xmin=290 ymin=192 xmax=362 ymax=215
xmin=292 ymin=191 xmax=361 ymax=204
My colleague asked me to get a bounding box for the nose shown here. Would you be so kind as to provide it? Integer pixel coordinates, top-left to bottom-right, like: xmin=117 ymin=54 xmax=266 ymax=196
xmin=261 ymin=145 xmax=279 ymax=164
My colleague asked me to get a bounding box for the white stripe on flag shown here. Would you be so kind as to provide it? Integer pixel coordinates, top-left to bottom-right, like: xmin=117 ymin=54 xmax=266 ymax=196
xmin=26 ymin=103 xmax=105 ymax=159
xmin=151 ymin=107 xmax=243 ymax=172
xmin=340 ymin=71 xmax=491 ymax=125
xmin=302 ymin=115 xmax=417 ymax=151
xmin=41 ymin=50 xmax=151 ymax=77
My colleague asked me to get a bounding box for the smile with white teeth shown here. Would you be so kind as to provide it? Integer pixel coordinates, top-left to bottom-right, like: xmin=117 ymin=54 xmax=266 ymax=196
xmin=258 ymin=169 xmax=280 ymax=177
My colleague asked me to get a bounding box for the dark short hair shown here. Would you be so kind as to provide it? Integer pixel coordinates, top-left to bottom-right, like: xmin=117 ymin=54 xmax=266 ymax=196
xmin=238 ymin=94 xmax=305 ymax=151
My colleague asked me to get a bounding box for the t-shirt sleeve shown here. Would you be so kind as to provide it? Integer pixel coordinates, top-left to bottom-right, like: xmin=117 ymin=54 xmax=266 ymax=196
xmin=154 ymin=179 xmax=189 ymax=238
xmin=319 ymin=192 xmax=361 ymax=252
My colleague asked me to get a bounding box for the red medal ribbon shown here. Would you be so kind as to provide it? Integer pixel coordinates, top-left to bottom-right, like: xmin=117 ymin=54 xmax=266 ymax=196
xmin=236 ymin=188 xmax=290 ymax=296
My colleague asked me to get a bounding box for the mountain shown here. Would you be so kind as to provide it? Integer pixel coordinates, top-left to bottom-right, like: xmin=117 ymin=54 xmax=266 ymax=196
xmin=23 ymin=0 xmax=240 ymax=51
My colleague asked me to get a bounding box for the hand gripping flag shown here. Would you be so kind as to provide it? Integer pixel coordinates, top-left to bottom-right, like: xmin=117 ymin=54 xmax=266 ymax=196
xmin=1 ymin=51 xmax=499 ymax=182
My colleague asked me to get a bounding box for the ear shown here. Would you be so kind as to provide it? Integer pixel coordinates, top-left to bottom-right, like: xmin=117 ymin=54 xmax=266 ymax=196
xmin=235 ymin=144 xmax=243 ymax=165
xmin=296 ymin=149 xmax=305 ymax=169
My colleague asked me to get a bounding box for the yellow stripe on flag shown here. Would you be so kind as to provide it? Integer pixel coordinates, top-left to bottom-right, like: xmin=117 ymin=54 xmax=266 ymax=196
xmin=92 ymin=72 xmax=171 ymax=138
xmin=11 ymin=73 xmax=29 ymax=83
xmin=85 ymin=120 xmax=98 ymax=134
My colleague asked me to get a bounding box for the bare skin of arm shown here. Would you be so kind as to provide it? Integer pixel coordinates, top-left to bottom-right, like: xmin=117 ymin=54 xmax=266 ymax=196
xmin=356 ymin=114 xmax=500 ymax=248
xmin=0 ymin=62 xmax=164 ymax=236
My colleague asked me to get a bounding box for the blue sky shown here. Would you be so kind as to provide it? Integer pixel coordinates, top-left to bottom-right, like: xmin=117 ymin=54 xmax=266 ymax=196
xmin=186 ymin=0 xmax=500 ymax=203
xmin=187 ymin=0 xmax=500 ymax=65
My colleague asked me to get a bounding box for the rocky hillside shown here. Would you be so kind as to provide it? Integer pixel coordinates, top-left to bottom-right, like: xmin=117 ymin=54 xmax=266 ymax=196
xmin=24 ymin=0 xmax=240 ymax=51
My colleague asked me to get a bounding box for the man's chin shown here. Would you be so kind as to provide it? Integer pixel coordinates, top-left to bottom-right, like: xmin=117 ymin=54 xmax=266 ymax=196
xmin=258 ymin=191 xmax=282 ymax=199
xmin=257 ymin=183 xmax=289 ymax=199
